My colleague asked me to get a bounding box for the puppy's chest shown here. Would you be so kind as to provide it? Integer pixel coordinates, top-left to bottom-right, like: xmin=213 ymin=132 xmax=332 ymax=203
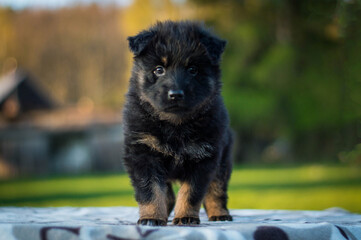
xmin=134 ymin=127 xmax=214 ymax=161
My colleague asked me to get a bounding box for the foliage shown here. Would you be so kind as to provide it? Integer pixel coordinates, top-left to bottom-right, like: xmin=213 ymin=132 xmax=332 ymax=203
xmin=339 ymin=143 xmax=361 ymax=166
xmin=0 ymin=164 xmax=360 ymax=213
xmin=0 ymin=5 xmax=128 ymax=107
xmin=193 ymin=0 xmax=361 ymax=162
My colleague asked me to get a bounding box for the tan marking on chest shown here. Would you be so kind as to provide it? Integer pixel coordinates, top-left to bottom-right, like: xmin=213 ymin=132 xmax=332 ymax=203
xmin=133 ymin=133 xmax=174 ymax=157
xmin=133 ymin=133 xmax=214 ymax=160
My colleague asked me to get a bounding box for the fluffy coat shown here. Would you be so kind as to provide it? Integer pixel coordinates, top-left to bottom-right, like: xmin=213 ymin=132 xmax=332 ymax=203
xmin=122 ymin=21 xmax=233 ymax=226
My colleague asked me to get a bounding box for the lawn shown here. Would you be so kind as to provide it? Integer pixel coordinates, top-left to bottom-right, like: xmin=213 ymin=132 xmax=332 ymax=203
xmin=0 ymin=164 xmax=360 ymax=213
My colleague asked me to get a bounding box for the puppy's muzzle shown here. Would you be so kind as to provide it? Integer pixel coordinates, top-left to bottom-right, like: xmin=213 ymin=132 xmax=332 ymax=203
xmin=168 ymin=90 xmax=184 ymax=101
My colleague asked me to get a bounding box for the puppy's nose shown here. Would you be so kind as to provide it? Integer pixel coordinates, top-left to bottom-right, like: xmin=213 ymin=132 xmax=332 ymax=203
xmin=168 ymin=90 xmax=184 ymax=101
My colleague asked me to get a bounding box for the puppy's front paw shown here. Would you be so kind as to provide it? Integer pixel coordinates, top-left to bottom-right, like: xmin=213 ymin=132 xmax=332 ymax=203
xmin=173 ymin=217 xmax=200 ymax=225
xmin=209 ymin=215 xmax=233 ymax=221
xmin=137 ymin=218 xmax=167 ymax=226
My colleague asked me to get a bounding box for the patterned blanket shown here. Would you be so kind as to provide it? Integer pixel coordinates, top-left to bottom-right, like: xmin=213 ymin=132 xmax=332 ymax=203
xmin=0 ymin=206 xmax=360 ymax=240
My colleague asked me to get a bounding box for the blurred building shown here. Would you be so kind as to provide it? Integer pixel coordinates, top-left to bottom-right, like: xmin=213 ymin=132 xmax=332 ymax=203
xmin=0 ymin=70 xmax=124 ymax=179
xmin=0 ymin=69 xmax=54 ymax=120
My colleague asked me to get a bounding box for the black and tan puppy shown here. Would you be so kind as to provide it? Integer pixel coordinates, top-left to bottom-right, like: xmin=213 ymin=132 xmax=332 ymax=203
xmin=123 ymin=21 xmax=233 ymax=226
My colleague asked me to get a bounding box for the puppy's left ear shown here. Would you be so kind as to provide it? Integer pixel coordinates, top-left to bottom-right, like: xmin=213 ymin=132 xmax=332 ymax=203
xmin=128 ymin=30 xmax=154 ymax=56
xmin=200 ymin=31 xmax=227 ymax=65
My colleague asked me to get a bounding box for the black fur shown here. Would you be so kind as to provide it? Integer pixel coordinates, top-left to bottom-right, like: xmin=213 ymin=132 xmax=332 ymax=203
xmin=123 ymin=21 xmax=232 ymax=226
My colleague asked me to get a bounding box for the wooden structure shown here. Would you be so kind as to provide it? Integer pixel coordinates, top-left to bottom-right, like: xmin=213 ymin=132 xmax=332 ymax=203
xmin=0 ymin=69 xmax=55 ymax=120
xmin=0 ymin=70 xmax=124 ymax=178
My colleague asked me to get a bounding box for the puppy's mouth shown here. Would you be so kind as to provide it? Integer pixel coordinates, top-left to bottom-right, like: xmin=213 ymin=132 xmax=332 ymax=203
xmin=163 ymin=105 xmax=189 ymax=113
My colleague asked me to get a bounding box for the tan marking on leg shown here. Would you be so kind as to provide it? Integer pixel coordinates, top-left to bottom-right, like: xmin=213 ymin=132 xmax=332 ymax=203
xmin=174 ymin=182 xmax=201 ymax=219
xmin=204 ymin=181 xmax=229 ymax=217
xmin=139 ymin=183 xmax=168 ymax=222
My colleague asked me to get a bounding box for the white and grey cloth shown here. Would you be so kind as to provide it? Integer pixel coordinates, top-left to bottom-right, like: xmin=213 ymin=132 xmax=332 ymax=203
xmin=0 ymin=207 xmax=360 ymax=240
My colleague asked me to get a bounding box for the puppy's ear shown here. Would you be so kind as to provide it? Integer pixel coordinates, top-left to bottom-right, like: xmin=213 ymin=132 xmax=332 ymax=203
xmin=128 ymin=31 xmax=154 ymax=56
xmin=200 ymin=31 xmax=227 ymax=64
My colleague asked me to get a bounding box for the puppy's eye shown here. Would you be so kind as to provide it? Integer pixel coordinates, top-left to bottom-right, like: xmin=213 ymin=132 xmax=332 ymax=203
xmin=153 ymin=66 xmax=165 ymax=77
xmin=187 ymin=66 xmax=198 ymax=76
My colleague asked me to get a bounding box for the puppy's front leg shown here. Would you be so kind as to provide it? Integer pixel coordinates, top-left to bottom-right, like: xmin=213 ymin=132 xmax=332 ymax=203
xmin=173 ymin=168 xmax=212 ymax=225
xmin=173 ymin=181 xmax=202 ymax=225
xmin=136 ymin=182 xmax=168 ymax=226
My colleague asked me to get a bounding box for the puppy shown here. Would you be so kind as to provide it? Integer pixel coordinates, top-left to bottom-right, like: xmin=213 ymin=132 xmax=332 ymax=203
xmin=123 ymin=20 xmax=233 ymax=226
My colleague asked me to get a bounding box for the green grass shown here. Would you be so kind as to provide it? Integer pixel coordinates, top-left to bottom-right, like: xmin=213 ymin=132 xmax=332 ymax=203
xmin=1 ymin=164 xmax=360 ymax=213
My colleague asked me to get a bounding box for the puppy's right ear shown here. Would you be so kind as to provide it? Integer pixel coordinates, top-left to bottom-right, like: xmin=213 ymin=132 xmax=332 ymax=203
xmin=127 ymin=31 xmax=154 ymax=56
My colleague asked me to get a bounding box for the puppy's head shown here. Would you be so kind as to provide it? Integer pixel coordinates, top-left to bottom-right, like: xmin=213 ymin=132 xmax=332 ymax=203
xmin=128 ymin=21 xmax=226 ymax=123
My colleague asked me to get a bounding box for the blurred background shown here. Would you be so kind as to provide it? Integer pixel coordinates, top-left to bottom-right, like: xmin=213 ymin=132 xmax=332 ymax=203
xmin=0 ymin=0 xmax=360 ymax=212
